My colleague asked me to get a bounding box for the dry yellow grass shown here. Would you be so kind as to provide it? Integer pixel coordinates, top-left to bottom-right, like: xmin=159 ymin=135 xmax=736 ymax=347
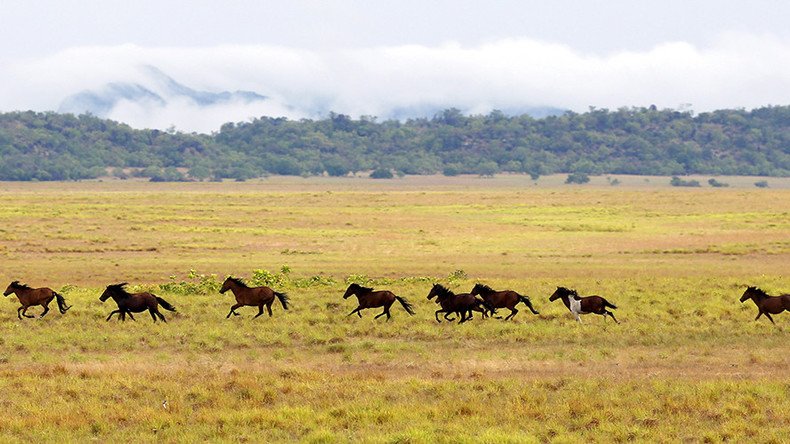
xmin=0 ymin=176 xmax=788 ymax=442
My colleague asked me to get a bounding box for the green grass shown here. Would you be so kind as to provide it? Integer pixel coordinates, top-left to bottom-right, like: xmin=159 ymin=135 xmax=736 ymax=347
xmin=0 ymin=177 xmax=788 ymax=442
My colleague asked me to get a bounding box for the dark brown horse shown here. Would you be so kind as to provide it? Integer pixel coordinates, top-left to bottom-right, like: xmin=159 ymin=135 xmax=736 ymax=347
xmin=219 ymin=277 xmax=289 ymax=319
xmin=343 ymin=283 xmax=415 ymax=320
xmin=549 ymin=287 xmax=619 ymax=323
xmin=471 ymin=283 xmax=539 ymax=320
xmin=4 ymin=281 xmax=71 ymax=320
xmin=100 ymin=283 xmax=176 ymax=322
xmin=427 ymin=283 xmax=487 ymax=323
xmin=740 ymin=286 xmax=790 ymax=324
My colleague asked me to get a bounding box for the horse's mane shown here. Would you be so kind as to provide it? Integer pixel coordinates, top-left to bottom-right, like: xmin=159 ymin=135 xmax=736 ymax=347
xmin=10 ymin=281 xmax=31 ymax=290
xmin=227 ymin=277 xmax=249 ymax=288
xmin=349 ymin=283 xmax=374 ymax=293
xmin=556 ymin=286 xmax=578 ymax=296
xmin=432 ymin=284 xmax=455 ymax=297
xmin=474 ymin=283 xmax=495 ymax=294
xmin=747 ymin=286 xmax=768 ymax=296
xmin=106 ymin=282 xmax=132 ymax=298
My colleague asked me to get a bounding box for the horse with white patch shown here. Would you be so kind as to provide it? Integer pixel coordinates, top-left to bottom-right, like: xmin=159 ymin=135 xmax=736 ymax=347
xmin=549 ymin=286 xmax=619 ymax=324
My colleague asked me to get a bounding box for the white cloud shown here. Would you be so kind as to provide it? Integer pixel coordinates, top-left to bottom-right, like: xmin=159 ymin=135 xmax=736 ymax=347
xmin=1 ymin=34 xmax=789 ymax=132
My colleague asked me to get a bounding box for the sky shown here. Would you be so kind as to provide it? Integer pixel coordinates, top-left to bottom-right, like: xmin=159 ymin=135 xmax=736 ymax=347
xmin=1 ymin=0 xmax=790 ymax=132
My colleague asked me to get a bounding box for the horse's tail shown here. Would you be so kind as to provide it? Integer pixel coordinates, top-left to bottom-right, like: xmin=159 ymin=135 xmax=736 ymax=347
xmin=275 ymin=291 xmax=290 ymax=310
xmin=395 ymin=296 xmax=415 ymax=316
xmin=54 ymin=292 xmax=71 ymax=314
xmin=156 ymin=297 xmax=177 ymax=312
xmin=602 ymin=298 xmax=617 ymax=310
xmin=519 ymin=295 xmax=540 ymax=314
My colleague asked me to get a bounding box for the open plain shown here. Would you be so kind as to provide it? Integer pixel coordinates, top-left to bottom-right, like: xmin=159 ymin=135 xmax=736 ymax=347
xmin=0 ymin=175 xmax=788 ymax=442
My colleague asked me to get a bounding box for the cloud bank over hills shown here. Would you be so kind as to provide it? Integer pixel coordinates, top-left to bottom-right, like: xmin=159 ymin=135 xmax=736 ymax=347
xmin=2 ymin=35 xmax=790 ymax=133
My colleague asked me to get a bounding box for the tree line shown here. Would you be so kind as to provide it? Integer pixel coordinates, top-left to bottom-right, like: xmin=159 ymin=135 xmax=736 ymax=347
xmin=0 ymin=105 xmax=787 ymax=181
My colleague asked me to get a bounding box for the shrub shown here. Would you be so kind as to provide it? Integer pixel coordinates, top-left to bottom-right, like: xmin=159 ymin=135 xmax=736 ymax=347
xmin=369 ymin=168 xmax=394 ymax=179
xmin=707 ymin=178 xmax=729 ymax=188
xmin=670 ymin=176 xmax=701 ymax=187
xmin=754 ymin=180 xmax=769 ymax=188
xmin=565 ymin=172 xmax=590 ymax=184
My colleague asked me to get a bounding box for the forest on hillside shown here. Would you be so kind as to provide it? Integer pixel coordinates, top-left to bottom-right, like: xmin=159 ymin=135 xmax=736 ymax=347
xmin=0 ymin=106 xmax=787 ymax=181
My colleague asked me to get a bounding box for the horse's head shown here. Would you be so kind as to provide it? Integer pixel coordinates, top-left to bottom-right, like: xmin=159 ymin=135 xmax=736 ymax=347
xmin=549 ymin=286 xmax=572 ymax=302
xmin=100 ymin=282 xmax=127 ymax=302
xmin=470 ymin=283 xmax=484 ymax=296
xmin=427 ymin=283 xmax=451 ymax=301
xmin=426 ymin=283 xmax=441 ymax=300
xmin=220 ymin=277 xmax=233 ymax=294
xmin=3 ymin=281 xmax=18 ymax=296
xmin=740 ymin=286 xmax=760 ymax=303
xmin=343 ymin=283 xmax=359 ymax=299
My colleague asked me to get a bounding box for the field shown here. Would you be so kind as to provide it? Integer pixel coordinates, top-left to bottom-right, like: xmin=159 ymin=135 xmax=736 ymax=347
xmin=0 ymin=175 xmax=788 ymax=442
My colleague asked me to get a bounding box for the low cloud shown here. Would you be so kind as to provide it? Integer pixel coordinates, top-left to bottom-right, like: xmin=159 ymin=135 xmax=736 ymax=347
xmin=1 ymin=35 xmax=789 ymax=132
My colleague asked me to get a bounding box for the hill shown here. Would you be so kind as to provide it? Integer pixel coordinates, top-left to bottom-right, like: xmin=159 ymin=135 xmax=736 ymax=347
xmin=0 ymin=106 xmax=788 ymax=181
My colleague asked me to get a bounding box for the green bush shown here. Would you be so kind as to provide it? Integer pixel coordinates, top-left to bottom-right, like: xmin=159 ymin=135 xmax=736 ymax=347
xmin=565 ymin=172 xmax=590 ymax=184
xmin=369 ymin=168 xmax=394 ymax=179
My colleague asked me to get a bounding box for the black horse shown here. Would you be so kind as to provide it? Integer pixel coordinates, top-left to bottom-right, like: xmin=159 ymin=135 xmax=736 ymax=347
xmin=427 ymin=284 xmax=488 ymax=323
xmin=100 ymin=283 xmax=176 ymax=323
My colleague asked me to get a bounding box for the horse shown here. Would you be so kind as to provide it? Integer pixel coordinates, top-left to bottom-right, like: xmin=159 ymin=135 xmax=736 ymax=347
xmin=470 ymin=283 xmax=539 ymax=320
xmin=99 ymin=283 xmax=176 ymax=323
xmin=740 ymin=286 xmax=790 ymax=324
xmin=219 ymin=276 xmax=290 ymax=319
xmin=4 ymin=281 xmax=71 ymax=320
xmin=549 ymin=287 xmax=619 ymax=323
xmin=342 ymin=283 xmax=415 ymax=320
xmin=426 ymin=283 xmax=487 ymax=323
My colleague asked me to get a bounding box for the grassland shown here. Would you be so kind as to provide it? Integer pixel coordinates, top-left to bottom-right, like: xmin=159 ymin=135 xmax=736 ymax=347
xmin=0 ymin=175 xmax=788 ymax=442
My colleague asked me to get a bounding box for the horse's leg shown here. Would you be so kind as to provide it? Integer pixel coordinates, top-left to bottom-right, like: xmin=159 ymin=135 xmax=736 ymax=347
xmin=149 ymin=308 xmax=158 ymax=323
xmin=444 ymin=312 xmax=456 ymax=322
xmin=266 ymin=302 xmax=273 ymax=317
xmin=348 ymin=307 xmax=363 ymax=317
xmin=606 ymin=310 xmax=619 ymax=324
xmin=755 ymin=312 xmax=763 ymax=321
xmin=21 ymin=306 xmax=34 ymax=318
xmin=126 ymin=311 xmax=136 ymax=321
xmin=374 ymin=308 xmax=387 ymax=319
xmin=764 ymin=312 xmax=775 ymax=324
xmin=226 ymin=304 xmax=243 ymax=318
xmin=505 ymin=308 xmax=518 ymax=321
xmin=17 ymin=306 xmax=24 ymax=320
xmin=157 ymin=310 xmax=167 ymax=322
xmin=40 ymin=303 xmax=50 ymax=318
xmin=434 ymin=309 xmax=443 ymax=322
xmin=575 ymin=313 xmax=582 ymax=323
xmin=106 ymin=310 xmax=120 ymax=321
xmin=253 ymin=305 xmax=265 ymax=319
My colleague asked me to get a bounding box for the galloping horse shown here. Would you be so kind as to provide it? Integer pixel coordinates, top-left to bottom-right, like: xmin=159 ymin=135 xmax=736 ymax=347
xmin=740 ymin=286 xmax=789 ymax=324
xmin=549 ymin=287 xmax=619 ymax=323
xmin=100 ymin=283 xmax=176 ymax=322
xmin=4 ymin=281 xmax=71 ymax=320
xmin=427 ymin=283 xmax=487 ymax=323
xmin=219 ymin=277 xmax=289 ymax=319
xmin=471 ymin=283 xmax=539 ymax=320
xmin=342 ymin=283 xmax=415 ymax=320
